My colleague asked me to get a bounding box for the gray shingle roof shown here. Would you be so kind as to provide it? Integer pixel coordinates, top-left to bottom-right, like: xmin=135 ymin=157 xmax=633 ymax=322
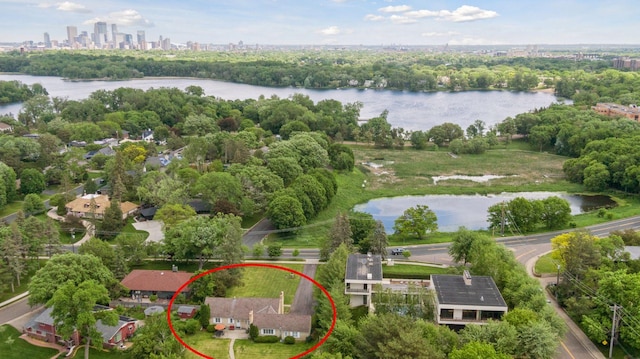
xmin=253 ymin=313 xmax=311 ymax=333
xmin=431 ymin=274 xmax=507 ymax=307
xmin=205 ymin=297 xmax=279 ymax=321
xmin=345 ymin=254 xmax=383 ymax=281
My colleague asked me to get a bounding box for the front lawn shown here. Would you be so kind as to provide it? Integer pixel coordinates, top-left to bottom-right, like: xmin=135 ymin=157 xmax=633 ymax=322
xmin=226 ymin=264 xmax=304 ymax=305
xmin=183 ymin=331 xmax=230 ymax=359
xmin=234 ymin=339 xmax=313 ymax=359
xmin=0 ymin=325 xmax=59 ymax=359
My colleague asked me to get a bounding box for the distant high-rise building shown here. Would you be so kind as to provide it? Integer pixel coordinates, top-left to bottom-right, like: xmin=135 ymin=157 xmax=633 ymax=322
xmin=94 ymin=21 xmax=108 ymax=47
xmin=162 ymin=37 xmax=171 ymax=50
xmin=137 ymin=30 xmax=146 ymax=50
xmin=43 ymin=32 xmax=51 ymax=48
xmin=67 ymin=26 xmax=77 ymax=46
xmin=111 ymin=24 xmax=118 ymax=47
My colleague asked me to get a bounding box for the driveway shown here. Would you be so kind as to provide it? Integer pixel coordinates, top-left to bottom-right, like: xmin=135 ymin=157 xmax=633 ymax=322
xmin=133 ymin=220 xmax=164 ymax=243
xmin=289 ymin=264 xmax=317 ymax=316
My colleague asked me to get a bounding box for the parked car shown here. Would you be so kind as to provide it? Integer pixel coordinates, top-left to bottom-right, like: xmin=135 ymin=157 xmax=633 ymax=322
xmin=391 ymin=248 xmax=405 ymax=255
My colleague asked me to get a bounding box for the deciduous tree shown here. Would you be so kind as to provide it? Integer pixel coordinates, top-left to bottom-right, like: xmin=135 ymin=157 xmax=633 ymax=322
xmin=393 ymin=205 xmax=437 ymax=240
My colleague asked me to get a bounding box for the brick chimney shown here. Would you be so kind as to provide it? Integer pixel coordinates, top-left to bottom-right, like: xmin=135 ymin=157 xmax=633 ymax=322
xmin=279 ymin=291 xmax=284 ymax=314
xmin=249 ymin=310 xmax=254 ymax=325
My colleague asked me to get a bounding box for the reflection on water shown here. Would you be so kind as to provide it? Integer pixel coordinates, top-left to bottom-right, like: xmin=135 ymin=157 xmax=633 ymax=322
xmin=353 ymin=192 xmax=615 ymax=233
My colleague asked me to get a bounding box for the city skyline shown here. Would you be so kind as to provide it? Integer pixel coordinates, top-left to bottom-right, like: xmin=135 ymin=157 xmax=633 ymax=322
xmin=0 ymin=0 xmax=639 ymax=46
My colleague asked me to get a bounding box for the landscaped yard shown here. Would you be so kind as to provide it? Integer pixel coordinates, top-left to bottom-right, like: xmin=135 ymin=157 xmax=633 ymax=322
xmin=0 ymin=325 xmax=59 ymax=359
xmin=382 ymin=263 xmax=452 ymax=279
xmin=233 ymin=339 xmax=313 ymax=359
xmin=226 ymin=264 xmax=304 ymax=305
xmin=183 ymin=331 xmax=230 ymax=359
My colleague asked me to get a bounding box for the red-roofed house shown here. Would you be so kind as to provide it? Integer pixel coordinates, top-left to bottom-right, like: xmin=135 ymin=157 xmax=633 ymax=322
xmin=120 ymin=269 xmax=193 ymax=300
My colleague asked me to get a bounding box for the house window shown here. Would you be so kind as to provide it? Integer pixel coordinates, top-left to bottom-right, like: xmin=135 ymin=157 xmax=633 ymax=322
xmin=440 ymin=309 xmax=454 ymax=319
xmin=292 ymin=331 xmax=300 ymax=338
xmin=462 ymin=310 xmax=477 ymax=320
xmin=214 ymin=318 xmax=221 ymax=323
xmin=229 ymin=318 xmax=234 ymax=324
xmin=262 ymin=329 xmax=275 ymax=335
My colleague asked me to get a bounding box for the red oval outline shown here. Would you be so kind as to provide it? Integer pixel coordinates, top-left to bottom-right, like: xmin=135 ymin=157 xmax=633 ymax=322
xmin=167 ymin=262 xmax=337 ymax=359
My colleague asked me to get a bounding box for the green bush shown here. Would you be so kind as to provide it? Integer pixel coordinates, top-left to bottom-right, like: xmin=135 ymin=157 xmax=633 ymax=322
xmin=206 ymin=324 xmax=216 ymax=333
xmin=149 ymin=294 xmax=158 ymax=302
xmin=283 ymin=336 xmax=295 ymax=344
xmin=249 ymin=324 xmax=259 ymax=340
xmin=254 ymin=335 xmax=280 ymax=343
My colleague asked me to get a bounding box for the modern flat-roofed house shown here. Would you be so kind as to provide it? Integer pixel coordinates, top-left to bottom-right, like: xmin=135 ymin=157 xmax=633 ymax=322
xmin=121 ymin=269 xmax=193 ymax=300
xmin=345 ymin=253 xmax=383 ymax=308
xmin=430 ymin=271 xmax=508 ymax=327
xmin=205 ymin=291 xmax=311 ymax=340
xmin=65 ymin=194 xmax=138 ymax=220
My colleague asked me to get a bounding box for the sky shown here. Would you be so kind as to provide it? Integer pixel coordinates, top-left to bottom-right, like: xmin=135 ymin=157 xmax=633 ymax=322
xmin=0 ymin=0 xmax=638 ymax=46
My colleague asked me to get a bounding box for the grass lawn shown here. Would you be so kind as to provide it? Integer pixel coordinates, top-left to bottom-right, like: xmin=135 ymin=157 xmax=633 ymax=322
xmin=382 ymin=263 xmax=452 ymax=279
xmin=0 ymin=200 xmax=24 ymax=218
xmin=226 ymin=264 xmax=304 ymax=305
xmin=183 ymin=331 xmax=230 ymax=359
xmin=86 ymin=348 xmax=132 ymax=359
xmin=233 ymin=339 xmax=313 ymax=359
xmin=0 ymin=325 xmax=59 ymax=359
xmin=134 ymin=260 xmax=219 ymax=272
xmin=535 ymin=253 xmax=560 ymax=275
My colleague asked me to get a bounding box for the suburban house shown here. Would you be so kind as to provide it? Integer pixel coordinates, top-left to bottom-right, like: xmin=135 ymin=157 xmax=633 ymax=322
xmin=205 ymin=292 xmax=311 ymax=340
xmin=0 ymin=122 xmax=13 ymax=132
xmin=64 ymin=194 xmax=139 ymax=220
xmin=120 ymin=269 xmax=193 ymax=300
xmin=83 ymin=146 xmax=116 ymax=160
xmin=430 ymin=271 xmax=508 ymax=328
xmin=24 ymin=306 xmax=137 ymax=349
xmin=141 ymin=129 xmax=154 ymax=143
xmin=345 ymin=253 xmax=383 ymax=308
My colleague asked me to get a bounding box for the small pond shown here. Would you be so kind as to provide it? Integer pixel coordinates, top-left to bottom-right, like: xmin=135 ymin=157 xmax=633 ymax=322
xmin=353 ymin=192 xmax=615 ymax=233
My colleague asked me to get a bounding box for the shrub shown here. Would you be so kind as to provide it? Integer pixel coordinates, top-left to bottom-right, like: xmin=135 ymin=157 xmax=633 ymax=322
xmin=149 ymin=294 xmax=158 ymax=302
xmin=254 ymin=335 xmax=280 ymax=343
xmin=206 ymin=324 xmax=216 ymax=333
xmin=252 ymin=244 xmax=265 ymax=258
xmin=249 ymin=324 xmax=259 ymax=340
xmin=183 ymin=319 xmax=200 ymax=335
xmin=292 ymin=249 xmax=300 ymax=257
xmin=283 ymin=336 xmax=295 ymax=344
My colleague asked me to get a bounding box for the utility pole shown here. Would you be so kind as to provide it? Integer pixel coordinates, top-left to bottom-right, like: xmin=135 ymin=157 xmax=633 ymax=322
xmin=500 ymin=201 xmax=505 ymax=236
xmin=609 ymin=304 xmax=621 ymax=359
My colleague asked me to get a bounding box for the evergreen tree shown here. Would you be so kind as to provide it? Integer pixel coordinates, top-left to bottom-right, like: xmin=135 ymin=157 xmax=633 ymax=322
xmin=99 ymin=199 xmax=123 ymax=240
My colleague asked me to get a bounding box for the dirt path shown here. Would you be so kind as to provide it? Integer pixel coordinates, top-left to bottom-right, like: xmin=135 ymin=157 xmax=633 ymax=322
xmin=289 ymin=264 xmax=317 ymax=315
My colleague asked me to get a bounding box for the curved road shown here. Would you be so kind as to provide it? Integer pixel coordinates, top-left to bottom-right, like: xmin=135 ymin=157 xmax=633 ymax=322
xmin=4 ymin=215 xmax=640 ymax=357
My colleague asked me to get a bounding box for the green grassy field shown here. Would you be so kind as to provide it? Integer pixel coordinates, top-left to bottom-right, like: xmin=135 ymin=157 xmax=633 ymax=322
xmin=0 ymin=325 xmax=60 ymax=359
xmin=226 ymin=264 xmax=304 ymax=305
xmin=233 ymin=339 xmax=313 ymax=359
xmin=382 ymin=263 xmax=452 ymax=279
xmin=534 ymin=253 xmax=560 ymax=275
xmin=184 ymin=332 xmax=230 ymax=359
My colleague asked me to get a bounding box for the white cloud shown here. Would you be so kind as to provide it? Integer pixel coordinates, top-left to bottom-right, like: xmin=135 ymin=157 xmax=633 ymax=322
xmin=364 ymin=14 xmax=385 ymax=21
xmin=401 ymin=5 xmax=499 ymax=22
xmin=378 ymin=5 xmax=412 ymax=13
xmin=84 ymin=9 xmax=154 ymax=27
xmin=421 ymin=31 xmax=459 ymax=37
xmin=38 ymin=1 xmax=90 ymax=12
xmin=390 ymin=15 xmax=417 ymax=24
xmin=319 ymin=26 xmax=341 ymax=35
xmin=442 ymin=5 xmax=498 ymax=22
xmin=56 ymin=1 xmax=90 ymax=13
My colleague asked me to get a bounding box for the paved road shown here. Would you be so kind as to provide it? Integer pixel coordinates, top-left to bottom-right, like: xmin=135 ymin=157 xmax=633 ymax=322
xmin=242 ymin=218 xmax=275 ymax=248
xmin=289 ymin=264 xmax=318 ymax=316
xmin=0 ymin=297 xmax=41 ymax=326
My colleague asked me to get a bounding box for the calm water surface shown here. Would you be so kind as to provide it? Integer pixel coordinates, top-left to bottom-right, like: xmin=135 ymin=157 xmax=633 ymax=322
xmin=353 ymin=192 xmax=615 ymax=233
xmin=0 ymin=74 xmax=563 ymax=131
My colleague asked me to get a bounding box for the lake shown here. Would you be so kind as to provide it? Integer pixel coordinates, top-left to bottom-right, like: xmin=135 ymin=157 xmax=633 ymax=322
xmin=353 ymin=192 xmax=615 ymax=233
xmin=0 ymin=74 xmax=563 ymax=131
